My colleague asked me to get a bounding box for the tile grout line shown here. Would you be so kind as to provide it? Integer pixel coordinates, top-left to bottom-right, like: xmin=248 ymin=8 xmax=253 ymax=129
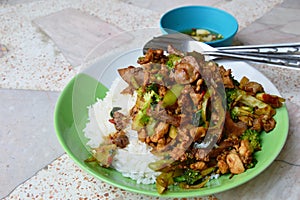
xmin=275 ymin=159 xmax=300 ymax=167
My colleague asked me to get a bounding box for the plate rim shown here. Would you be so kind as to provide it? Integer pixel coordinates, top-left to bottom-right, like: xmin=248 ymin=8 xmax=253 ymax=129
xmin=54 ymin=49 xmax=289 ymax=197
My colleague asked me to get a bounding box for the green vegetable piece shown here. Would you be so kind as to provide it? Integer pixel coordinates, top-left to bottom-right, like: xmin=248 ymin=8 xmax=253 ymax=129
xmin=173 ymin=169 xmax=203 ymax=185
xmin=173 ymin=174 xmax=186 ymax=183
xmin=132 ymin=89 xmax=160 ymax=131
xmin=156 ymin=179 xmax=167 ymax=194
xmin=156 ymin=171 xmax=175 ymax=194
xmin=166 ymin=54 xmax=181 ymax=69
xmin=240 ymin=129 xmax=261 ymax=151
xmin=201 ymin=90 xmax=210 ymax=122
xmin=226 ymin=88 xmax=275 ymax=117
xmin=146 ymin=118 xmax=157 ymax=136
xmin=162 ymin=84 xmax=184 ymax=107
xmin=200 ymin=166 xmax=216 ymax=177
xmin=110 ymin=107 xmax=122 ymax=118
xmin=230 ymin=106 xmax=253 ymax=121
xmin=132 ymin=110 xmax=149 ymax=131
xmin=84 ymin=156 xmax=97 ymax=163
xmin=180 ymin=176 xmax=210 ymax=189
xmin=246 ymin=158 xmax=258 ymax=169
xmin=146 ymin=83 xmax=159 ymax=93
xmin=225 ymin=88 xmax=241 ymax=109
xmin=148 ymin=159 xmax=174 ymax=172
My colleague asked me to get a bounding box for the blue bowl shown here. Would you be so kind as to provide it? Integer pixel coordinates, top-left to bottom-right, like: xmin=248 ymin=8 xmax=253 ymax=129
xmin=160 ymin=6 xmax=239 ymax=47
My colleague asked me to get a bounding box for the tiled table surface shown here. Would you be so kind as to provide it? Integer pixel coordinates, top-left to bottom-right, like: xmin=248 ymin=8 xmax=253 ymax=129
xmin=1 ymin=0 xmax=300 ymax=199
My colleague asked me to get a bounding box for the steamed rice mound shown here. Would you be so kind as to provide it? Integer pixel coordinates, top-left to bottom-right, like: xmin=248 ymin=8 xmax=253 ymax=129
xmin=83 ymin=78 xmax=159 ymax=184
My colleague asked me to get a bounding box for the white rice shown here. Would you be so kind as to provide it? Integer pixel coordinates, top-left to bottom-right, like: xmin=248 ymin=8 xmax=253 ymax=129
xmin=83 ymin=77 xmax=159 ymax=184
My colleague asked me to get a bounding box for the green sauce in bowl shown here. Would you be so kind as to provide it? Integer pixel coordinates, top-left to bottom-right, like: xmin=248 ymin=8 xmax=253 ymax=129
xmin=182 ymin=28 xmax=223 ymax=42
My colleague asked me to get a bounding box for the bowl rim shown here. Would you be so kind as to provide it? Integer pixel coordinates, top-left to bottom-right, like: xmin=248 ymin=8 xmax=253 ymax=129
xmin=159 ymin=5 xmax=239 ymax=46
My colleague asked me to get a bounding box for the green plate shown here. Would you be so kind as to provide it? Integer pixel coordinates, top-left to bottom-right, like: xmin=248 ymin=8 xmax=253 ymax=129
xmin=54 ymin=49 xmax=289 ymax=197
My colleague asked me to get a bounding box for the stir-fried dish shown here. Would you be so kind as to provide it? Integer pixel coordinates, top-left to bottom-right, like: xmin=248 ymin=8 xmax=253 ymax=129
xmin=86 ymin=46 xmax=285 ymax=194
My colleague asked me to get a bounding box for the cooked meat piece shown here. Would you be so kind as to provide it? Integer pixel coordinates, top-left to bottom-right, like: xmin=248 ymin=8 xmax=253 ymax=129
xmin=240 ymin=77 xmax=264 ymax=95
xmin=143 ymin=63 xmax=173 ymax=85
xmin=120 ymin=86 xmax=135 ymax=95
xmin=181 ymin=55 xmax=202 ymax=71
xmin=256 ymin=93 xmax=285 ymax=108
xmin=138 ymin=49 xmax=167 ymax=64
xmin=218 ymin=160 xmax=229 ymax=174
xmin=158 ymin=64 xmax=172 ymax=85
xmin=138 ymin=128 xmax=147 ymax=142
xmin=156 ymin=137 xmax=167 ymax=151
xmin=182 ymin=85 xmax=203 ymax=106
xmin=224 ymin=112 xmax=247 ymax=137
xmin=158 ymin=85 xmax=168 ymax=97
xmin=150 ymin=122 xmax=169 ymax=143
xmin=167 ymin=45 xmax=184 ymax=56
xmin=190 ymin=161 xmax=206 ymax=171
xmin=263 ymin=117 xmax=276 ymax=132
xmin=177 ymin=91 xmax=194 ymax=116
xmin=240 ymin=76 xmax=264 ymax=95
xmin=147 ymin=104 xmax=181 ymax=127
xmin=238 ymin=116 xmax=253 ymax=127
xmin=173 ymin=56 xmax=200 ymax=84
xmin=143 ymin=63 xmax=159 ymax=73
xmin=239 ymin=140 xmax=253 ymax=155
xmin=191 ymin=137 xmax=214 ymax=161
xmin=251 ymin=118 xmax=263 ymax=132
xmin=173 ymin=63 xmax=198 ymax=84
xmin=177 ymin=127 xmax=191 ymax=145
xmin=113 ymin=111 xmax=130 ymax=130
xmin=226 ymin=150 xmax=245 ymax=174
xmin=110 ymin=131 xmax=129 ymax=148
xmin=219 ymin=66 xmax=235 ymax=89
xmin=170 ymin=148 xmax=186 ymax=161
xmin=195 ymin=78 xmax=204 ymax=92
xmin=146 ymin=136 xmax=151 ymax=144
xmin=243 ymin=82 xmax=264 ymax=95
xmin=239 ymin=139 xmax=254 ymax=164
xmin=208 ymin=137 xmax=239 ymax=158
xmin=118 ymin=66 xmax=144 ymax=89
xmin=114 ymin=134 xmax=129 ymax=148
xmin=160 ymin=64 xmax=170 ymax=74
xmin=168 ymin=127 xmax=193 ymax=161
xmin=239 ymin=76 xmax=249 ymax=87
xmin=143 ymin=70 xmax=150 ymax=86
xmin=158 ymin=137 xmax=166 ymax=145
xmin=93 ymin=144 xmax=117 ymax=167
xmin=190 ymin=126 xmax=207 ymax=142
xmin=194 ymin=148 xmax=210 ymax=161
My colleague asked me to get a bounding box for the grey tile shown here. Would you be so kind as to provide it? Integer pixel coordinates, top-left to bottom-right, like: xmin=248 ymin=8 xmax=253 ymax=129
xmin=281 ymin=0 xmax=300 ymax=9
xmin=259 ymin=7 xmax=299 ymax=26
xmin=0 ymin=89 xmax=64 ymax=198
xmin=236 ymin=1 xmax=300 ymax=44
xmin=33 ymin=8 xmax=126 ymax=67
